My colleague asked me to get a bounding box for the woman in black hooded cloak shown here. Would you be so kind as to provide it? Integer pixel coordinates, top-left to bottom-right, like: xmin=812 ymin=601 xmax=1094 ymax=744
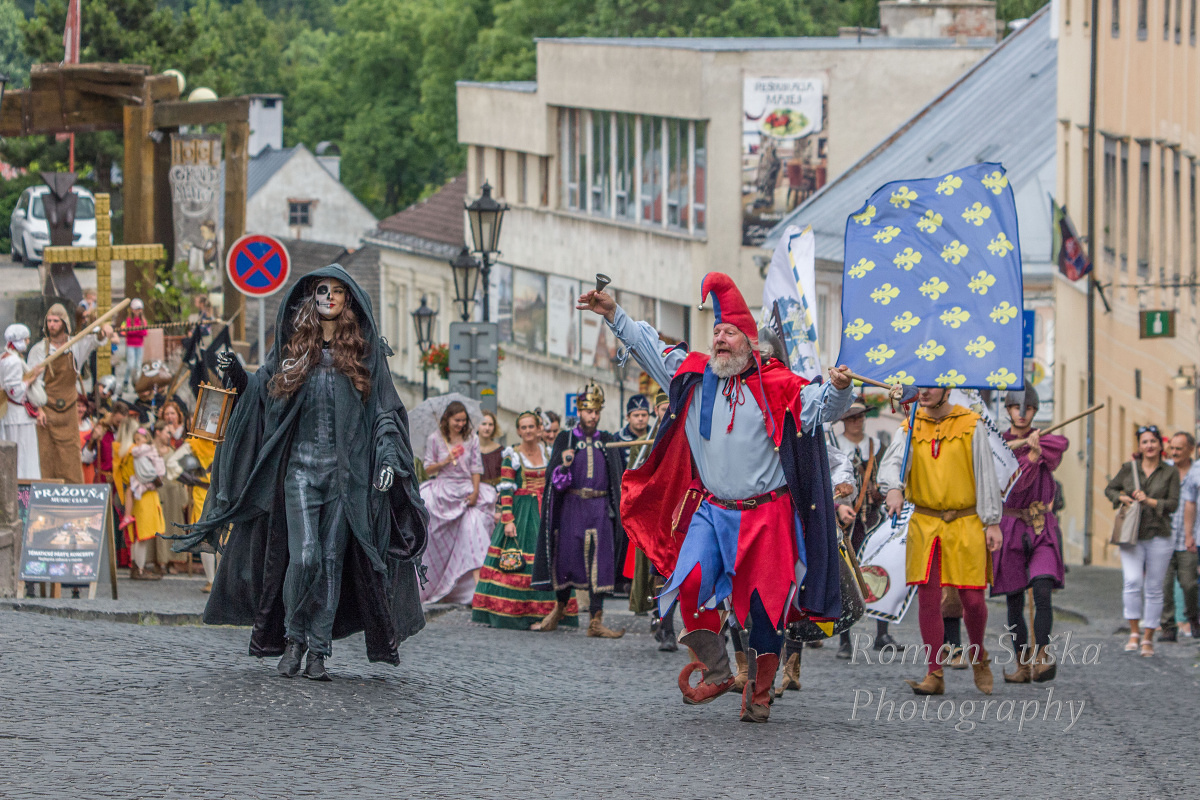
xmin=172 ymin=265 xmax=428 ymax=680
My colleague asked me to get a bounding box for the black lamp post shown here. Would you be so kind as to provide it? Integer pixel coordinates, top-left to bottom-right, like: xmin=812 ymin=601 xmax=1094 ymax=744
xmin=465 ymin=181 xmax=508 ymax=322
xmin=411 ymin=295 xmax=437 ymax=400
xmin=449 ymin=246 xmax=481 ymax=322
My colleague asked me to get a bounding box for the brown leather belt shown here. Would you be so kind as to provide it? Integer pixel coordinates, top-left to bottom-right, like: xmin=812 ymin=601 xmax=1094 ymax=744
xmin=568 ymin=488 xmax=607 ymax=499
xmin=706 ymin=486 xmax=788 ymax=511
xmin=913 ymin=504 xmax=977 ymax=523
xmin=1003 ymin=502 xmax=1050 ymax=534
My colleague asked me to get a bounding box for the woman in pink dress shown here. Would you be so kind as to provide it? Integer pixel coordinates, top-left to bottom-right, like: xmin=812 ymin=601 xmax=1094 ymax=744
xmin=419 ymin=402 xmax=497 ymax=603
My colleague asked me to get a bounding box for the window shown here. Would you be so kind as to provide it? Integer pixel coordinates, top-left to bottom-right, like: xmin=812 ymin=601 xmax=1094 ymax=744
xmin=517 ymin=152 xmax=527 ymax=205
xmin=1118 ymin=0 xmax=1126 ymax=36
xmin=1066 ymin=0 xmax=1072 ymax=24
xmin=1173 ymin=150 xmax=1182 ymax=282
xmin=475 ymin=146 xmax=485 ymax=194
xmin=694 ymin=122 xmax=707 ymax=232
xmin=666 ymin=118 xmax=689 ymax=229
xmin=1103 ymin=138 xmax=1117 ymax=260
xmin=1177 ymin=0 xmax=1184 ymax=39
xmin=288 ymin=201 xmax=311 ymax=226
xmin=614 ymin=113 xmax=636 ymax=221
xmin=560 ymin=109 xmax=586 ymax=211
xmin=539 ymin=156 xmax=550 ymax=207
xmin=1160 ymin=146 xmax=1168 ymax=279
xmin=1120 ymin=141 xmax=1130 ymax=266
xmin=1165 ymin=0 xmax=1172 ymax=38
xmin=1136 ymin=0 xmax=1145 ymax=37
xmin=1138 ymin=143 xmax=1151 ymax=277
xmin=590 ymin=111 xmax=611 ymax=214
xmin=1192 ymin=0 xmax=1197 ymax=42
xmin=1189 ymin=158 xmax=1197 ymax=295
xmin=497 ymin=148 xmax=507 ymax=199
xmin=641 ymin=116 xmax=663 ymax=224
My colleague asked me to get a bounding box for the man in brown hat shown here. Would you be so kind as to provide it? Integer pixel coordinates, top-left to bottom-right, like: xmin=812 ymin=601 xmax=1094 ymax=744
xmin=26 ymin=304 xmax=116 ymax=482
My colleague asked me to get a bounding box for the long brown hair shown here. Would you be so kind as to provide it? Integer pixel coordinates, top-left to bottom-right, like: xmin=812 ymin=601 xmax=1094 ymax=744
xmin=439 ymin=401 xmax=472 ymax=440
xmin=268 ymin=289 xmax=371 ymax=401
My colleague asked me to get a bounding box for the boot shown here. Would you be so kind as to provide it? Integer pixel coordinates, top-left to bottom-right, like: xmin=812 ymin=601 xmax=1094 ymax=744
xmin=774 ymin=651 xmax=801 ymax=697
xmin=531 ymin=600 xmax=567 ymax=632
xmin=1003 ymin=646 xmax=1033 ymax=683
xmin=1159 ymin=627 xmax=1178 ymax=642
xmin=277 ymin=639 xmax=306 ymax=678
xmin=677 ymin=630 xmax=736 ymax=704
xmin=905 ymin=669 xmax=945 ymax=695
xmin=836 ymin=631 xmax=852 ymax=660
xmin=1191 ymin=618 xmax=1200 ymax=640
xmin=657 ymin=626 xmax=678 ymax=652
xmin=1031 ymin=645 xmax=1057 ymax=683
xmin=740 ymin=651 xmax=779 ymax=723
xmin=587 ymin=609 xmax=626 ymax=638
xmin=303 ymin=652 xmax=332 ymax=681
xmin=971 ymin=647 xmax=993 ymax=695
xmin=732 ymin=651 xmax=749 ymax=691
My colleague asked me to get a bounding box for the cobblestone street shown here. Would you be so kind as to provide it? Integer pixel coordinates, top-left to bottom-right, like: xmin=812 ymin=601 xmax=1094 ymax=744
xmin=2 ymin=569 xmax=1198 ymax=799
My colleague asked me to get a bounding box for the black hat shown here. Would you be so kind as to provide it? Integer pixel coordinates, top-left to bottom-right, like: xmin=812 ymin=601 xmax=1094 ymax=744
xmin=626 ymin=394 xmax=650 ymax=414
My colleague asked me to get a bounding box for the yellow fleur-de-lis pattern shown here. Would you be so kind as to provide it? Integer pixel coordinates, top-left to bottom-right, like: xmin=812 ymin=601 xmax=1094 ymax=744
xmin=916 ymin=210 xmax=943 ymax=234
xmin=981 ymin=171 xmax=1009 ymax=195
xmin=989 ymin=301 xmax=1019 ymax=323
xmin=885 ymin=370 xmax=916 ymax=385
xmin=844 ymin=318 xmax=874 ymax=340
xmin=848 ymin=258 xmax=876 ymax=279
xmin=968 ymin=270 xmax=997 ymax=294
xmin=919 ymin=277 xmax=950 ymax=300
xmin=986 ymin=368 xmax=1018 ymax=390
xmin=873 ymin=225 xmax=901 ymax=244
xmin=889 ymin=186 xmax=918 ymax=208
xmin=940 ymin=240 xmax=969 ymax=264
xmin=865 ymin=344 xmax=895 ymax=365
xmin=891 ymin=311 xmax=921 ymax=333
xmin=936 ymin=175 xmax=963 ymax=195
xmin=871 ymin=284 xmax=901 ymax=305
xmin=987 ymin=232 xmax=1015 ymax=256
xmin=840 ymin=163 xmax=1022 ymax=392
xmin=852 ymin=205 xmax=877 ymax=225
xmin=893 ymin=247 xmax=922 ymax=271
xmin=961 ymin=202 xmax=992 ymax=226
xmin=936 ymin=370 xmax=967 ymax=387
xmin=939 ymin=307 xmax=971 ymax=328
xmin=914 ymin=340 xmax=946 ymax=361
xmin=965 ymin=336 xmax=996 ymax=358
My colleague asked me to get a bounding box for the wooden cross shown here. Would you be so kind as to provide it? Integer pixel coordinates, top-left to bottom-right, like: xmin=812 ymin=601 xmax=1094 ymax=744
xmin=42 ymin=193 xmax=165 ymax=377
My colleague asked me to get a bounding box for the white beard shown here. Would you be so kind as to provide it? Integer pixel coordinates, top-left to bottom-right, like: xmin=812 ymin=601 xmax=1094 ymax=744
xmin=710 ymin=349 xmax=752 ymax=379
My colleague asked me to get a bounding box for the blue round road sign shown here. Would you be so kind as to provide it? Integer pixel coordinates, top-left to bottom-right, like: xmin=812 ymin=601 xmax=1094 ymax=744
xmin=226 ymin=234 xmax=291 ymax=297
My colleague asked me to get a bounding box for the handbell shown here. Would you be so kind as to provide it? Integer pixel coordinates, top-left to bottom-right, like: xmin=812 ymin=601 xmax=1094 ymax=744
xmin=595 ymin=274 xmax=612 ymax=293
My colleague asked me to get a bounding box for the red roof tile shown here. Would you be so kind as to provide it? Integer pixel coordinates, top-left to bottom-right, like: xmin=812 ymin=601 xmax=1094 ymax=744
xmin=376 ymin=173 xmax=466 ymax=247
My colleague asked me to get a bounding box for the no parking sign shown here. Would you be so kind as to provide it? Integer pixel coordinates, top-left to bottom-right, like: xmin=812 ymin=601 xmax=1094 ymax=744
xmin=226 ymin=234 xmax=291 ymax=297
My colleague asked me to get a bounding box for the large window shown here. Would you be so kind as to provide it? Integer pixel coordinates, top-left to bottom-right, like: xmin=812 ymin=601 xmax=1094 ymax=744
xmin=1103 ymin=138 xmax=1117 ymax=259
xmin=559 ymin=108 xmax=706 ymax=235
xmin=1120 ymin=141 xmax=1130 ymax=267
xmin=1173 ymin=149 xmax=1182 ymax=281
xmin=1190 ymin=158 xmax=1197 ymax=288
xmin=1138 ymin=142 xmax=1151 ymax=277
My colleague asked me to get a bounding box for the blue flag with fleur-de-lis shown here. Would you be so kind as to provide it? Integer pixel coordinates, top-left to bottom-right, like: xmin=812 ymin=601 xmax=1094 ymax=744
xmin=836 ymin=162 xmax=1024 ymax=391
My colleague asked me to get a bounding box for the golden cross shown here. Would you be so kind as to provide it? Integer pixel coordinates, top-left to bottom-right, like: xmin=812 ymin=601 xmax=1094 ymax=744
xmin=42 ymin=193 xmax=165 ymax=377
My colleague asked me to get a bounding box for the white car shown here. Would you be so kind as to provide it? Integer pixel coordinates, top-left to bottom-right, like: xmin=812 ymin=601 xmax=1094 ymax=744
xmin=9 ymin=185 xmax=98 ymax=267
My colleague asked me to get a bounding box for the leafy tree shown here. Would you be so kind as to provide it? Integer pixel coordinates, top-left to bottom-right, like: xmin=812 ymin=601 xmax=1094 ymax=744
xmin=1 ymin=0 xmax=32 ymax=86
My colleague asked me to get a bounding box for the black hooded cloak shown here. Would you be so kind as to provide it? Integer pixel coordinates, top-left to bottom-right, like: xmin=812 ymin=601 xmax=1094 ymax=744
xmin=172 ymin=264 xmax=428 ymax=663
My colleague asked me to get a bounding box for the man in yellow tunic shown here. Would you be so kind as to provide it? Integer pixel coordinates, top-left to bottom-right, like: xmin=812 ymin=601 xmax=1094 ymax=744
xmin=878 ymin=386 xmax=1003 ymax=695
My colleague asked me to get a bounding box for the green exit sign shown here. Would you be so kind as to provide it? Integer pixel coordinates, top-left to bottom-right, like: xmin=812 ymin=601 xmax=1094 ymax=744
xmin=1140 ymin=309 xmax=1176 ymax=339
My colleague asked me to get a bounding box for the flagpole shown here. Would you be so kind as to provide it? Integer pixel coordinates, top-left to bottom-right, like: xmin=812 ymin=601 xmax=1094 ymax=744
xmin=1083 ymin=0 xmax=1100 ymax=566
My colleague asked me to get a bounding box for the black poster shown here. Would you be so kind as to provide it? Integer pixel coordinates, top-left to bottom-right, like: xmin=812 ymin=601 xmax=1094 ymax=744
xmin=19 ymin=484 xmax=111 ymax=584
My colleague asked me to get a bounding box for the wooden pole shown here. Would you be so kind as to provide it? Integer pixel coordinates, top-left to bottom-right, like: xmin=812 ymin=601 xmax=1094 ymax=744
xmin=1008 ymin=404 xmax=1105 ymax=449
xmin=28 ymin=299 xmax=130 ymax=376
xmin=122 ymin=99 xmax=156 ymax=300
xmin=223 ymin=120 xmax=249 ymax=344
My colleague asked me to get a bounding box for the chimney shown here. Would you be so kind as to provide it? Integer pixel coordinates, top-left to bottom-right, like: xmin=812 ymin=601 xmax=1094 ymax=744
xmin=878 ymin=0 xmax=998 ymax=40
xmin=248 ymin=95 xmax=284 ymax=157
xmin=316 ymin=141 xmax=341 ymax=181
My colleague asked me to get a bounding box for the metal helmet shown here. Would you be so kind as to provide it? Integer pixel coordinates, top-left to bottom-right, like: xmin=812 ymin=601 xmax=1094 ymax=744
xmin=757 ymin=325 xmax=788 ymax=365
xmin=1004 ymin=385 xmax=1039 ymax=417
xmin=97 ymin=374 xmax=118 ymax=396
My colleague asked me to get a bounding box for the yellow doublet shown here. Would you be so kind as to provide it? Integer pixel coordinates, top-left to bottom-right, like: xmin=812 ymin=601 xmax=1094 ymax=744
xmin=114 ymin=451 xmax=166 ymax=543
xmin=188 ymin=437 xmax=217 ymax=524
xmin=904 ymin=406 xmax=992 ymax=589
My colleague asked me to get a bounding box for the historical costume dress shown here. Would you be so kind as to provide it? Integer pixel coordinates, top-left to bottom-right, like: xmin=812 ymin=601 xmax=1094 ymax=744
xmin=26 ymin=304 xmax=103 ymax=483
xmin=877 ymin=399 xmax=1003 ymax=695
xmin=613 ymin=273 xmax=851 ymax=722
xmin=0 ymin=329 xmax=42 ymax=480
xmin=472 ymin=443 xmax=580 ymax=629
xmin=172 ymin=265 xmax=428 ymax=673
xmin=419 ymin=433 xmax=497 ymax=604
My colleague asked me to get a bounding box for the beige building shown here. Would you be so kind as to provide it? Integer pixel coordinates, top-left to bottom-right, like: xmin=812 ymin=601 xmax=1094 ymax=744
xmin=1054 ymin=0 xmax=1200 ymax=565
xmin=454 ymin=34 xmax=994 ymax=430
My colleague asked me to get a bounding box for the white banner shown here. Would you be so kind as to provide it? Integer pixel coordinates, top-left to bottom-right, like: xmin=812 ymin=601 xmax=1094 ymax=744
xmin=950 ymin=388 xmax=1022 ymax=500
xmin=858 ymin=504 xmax=917 ymax=623
xmin=547 ymin=275 xmax=580 ymax=360
xmin=762 ymin=225 xmax=822 ymax=380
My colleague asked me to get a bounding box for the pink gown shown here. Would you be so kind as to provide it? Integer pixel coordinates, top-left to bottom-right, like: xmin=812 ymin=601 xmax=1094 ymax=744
xmin=419 ymin=433 xmax=497 ymax=603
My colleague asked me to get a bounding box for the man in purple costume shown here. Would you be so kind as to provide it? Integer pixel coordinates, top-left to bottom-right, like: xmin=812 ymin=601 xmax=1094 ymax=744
xmin=532 ymin=380 xmax=628 ymax=638
xmin=992 ymin=386 xmax=1067 ymax=683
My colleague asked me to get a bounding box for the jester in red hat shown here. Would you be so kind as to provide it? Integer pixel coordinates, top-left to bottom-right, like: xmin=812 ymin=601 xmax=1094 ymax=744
xmin=578 ymin=273 xmax=853 ymax=723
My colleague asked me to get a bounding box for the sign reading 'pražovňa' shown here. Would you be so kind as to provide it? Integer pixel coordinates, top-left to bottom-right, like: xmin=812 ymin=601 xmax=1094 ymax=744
xmin=20 ymin=483 xmax=112 ymax=584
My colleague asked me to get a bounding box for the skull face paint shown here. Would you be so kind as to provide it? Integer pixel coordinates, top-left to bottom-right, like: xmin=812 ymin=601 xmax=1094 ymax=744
xmin=314 ymin=278 xmax=347 ymax=319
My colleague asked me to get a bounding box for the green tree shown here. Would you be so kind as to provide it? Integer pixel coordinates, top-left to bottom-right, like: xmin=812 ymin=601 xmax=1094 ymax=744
xmin=1 ymin=0 xmax=32 ymax=87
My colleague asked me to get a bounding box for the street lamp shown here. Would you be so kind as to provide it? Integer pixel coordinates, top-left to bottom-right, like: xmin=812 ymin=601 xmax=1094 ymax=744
xmin=449 ymin=246 xmax=481 ymax=322
xmin=411 ymin=295 xmax=437 ymax=400
xmin=465 ymin=181 xmax=508 ymax=322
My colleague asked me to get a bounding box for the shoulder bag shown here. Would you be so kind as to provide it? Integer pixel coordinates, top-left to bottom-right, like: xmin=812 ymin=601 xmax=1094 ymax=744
xmin=1110 ymin=460 xmax=1142 ymax=546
